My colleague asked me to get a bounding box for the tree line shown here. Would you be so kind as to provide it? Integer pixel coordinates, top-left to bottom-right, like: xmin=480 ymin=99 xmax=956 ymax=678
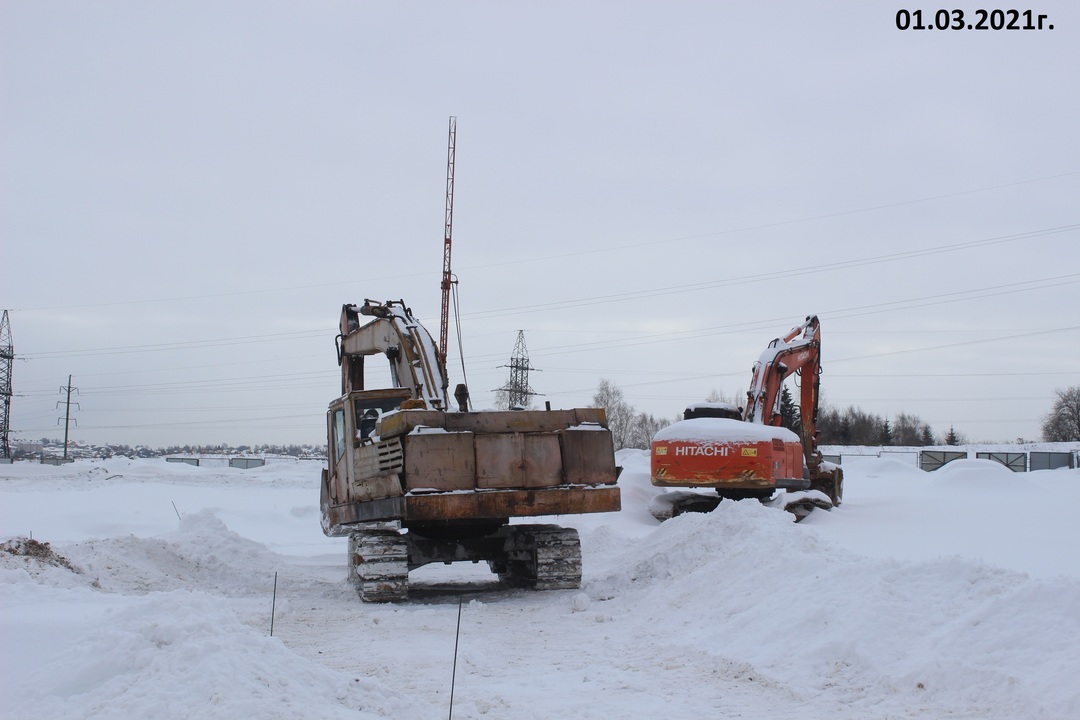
xmin=590 ymin=379 xmax=1080 ymax=451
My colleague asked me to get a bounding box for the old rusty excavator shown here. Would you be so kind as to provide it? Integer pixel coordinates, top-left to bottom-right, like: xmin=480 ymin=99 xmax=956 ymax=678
xmin=320 ymin=299 xmax=622 ymax=602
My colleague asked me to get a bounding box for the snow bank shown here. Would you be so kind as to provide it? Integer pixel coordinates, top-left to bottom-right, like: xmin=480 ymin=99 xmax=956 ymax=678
xmin=2 ymin=584 xmax=412 ymax=720
xmin=584 ymin=500 xmax=1080 ymax=719
xmin=2 ymin=456 xmax=1079 ymax=719
xmin=0 ymin=507 xmax=431 ymax=720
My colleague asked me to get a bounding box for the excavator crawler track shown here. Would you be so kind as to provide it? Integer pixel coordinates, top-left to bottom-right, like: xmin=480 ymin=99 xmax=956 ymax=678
xmin=496 ymin=524 xmax=582 ymax=590
xmin=349 ymin=528 xmax=409 ymax=603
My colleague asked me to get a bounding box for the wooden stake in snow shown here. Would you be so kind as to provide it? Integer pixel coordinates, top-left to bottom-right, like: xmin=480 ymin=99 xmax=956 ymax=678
xmin=448 ymin=596 xmax=463 ymax=719
xmin=270 ymin=572 xmax=278 ymax=637
xmin=171 ymin=501 xmax=182 ymax=521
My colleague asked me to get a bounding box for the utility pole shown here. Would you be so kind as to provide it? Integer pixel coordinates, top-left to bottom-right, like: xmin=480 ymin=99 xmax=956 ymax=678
xmin=57 ymin=375 xmax=79 ymax=459
xmin=0 ymin=310 xmax=12 ymax=460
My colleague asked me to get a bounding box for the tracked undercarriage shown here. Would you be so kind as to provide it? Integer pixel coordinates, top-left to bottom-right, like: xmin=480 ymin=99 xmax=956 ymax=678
xmin=347 ymin=522 xmax=582 ymax=602
xmin=650 ymin=461 xmax=843 ymax=522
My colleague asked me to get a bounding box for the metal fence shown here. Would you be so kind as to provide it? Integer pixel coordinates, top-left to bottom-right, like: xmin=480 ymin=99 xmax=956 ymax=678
xmin=1029 ymin=451 xmax=1075 ymax=471
xmin=975 ymin=452 xmax=1027 ymax=472
xmin=919 ymin=451 xmax=968 ymax=472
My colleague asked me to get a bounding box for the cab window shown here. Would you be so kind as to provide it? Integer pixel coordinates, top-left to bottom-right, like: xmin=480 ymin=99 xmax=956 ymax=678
xmin=333 ymin=408 xmax=346 ymax=461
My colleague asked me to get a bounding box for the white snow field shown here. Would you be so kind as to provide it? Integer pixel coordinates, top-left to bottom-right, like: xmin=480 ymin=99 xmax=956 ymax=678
xmin=2 ymin=451 xmax=1078 ymax=719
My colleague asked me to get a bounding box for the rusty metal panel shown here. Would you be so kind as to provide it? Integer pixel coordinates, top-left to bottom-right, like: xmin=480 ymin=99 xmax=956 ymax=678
xmin=475 ymin=433 xmax=524 ymax=488
xmin=377 ymin=410 xmax=446 ymax=439
xmin=572 ymin=407 xmax=608 ymax=426
xmin=348 ymin=439 xmax=406 ymax=502
xmin=355 ymin=438 xmax=403 ymax=479
xmin=349 ymin=473 xmax=404 ymax=503
xmin=406 ymin=486 xmax=621 ymax=522
xmin=326 ymin=496 xmax=407 ymax=533
xmin=446 ymin=409 xmax=582 ymax=434
xmin=474 ymin=432 xmax=561 ymax=489
xmin=522 ymin=433 xmax=562 ymax=488
xmin=559 ymin=428 xmax=617 ymax=485
xmin=403 ymin=431 xmax=476 ymax=491
xmin=378 ymin=407 xmax=609 ymax=438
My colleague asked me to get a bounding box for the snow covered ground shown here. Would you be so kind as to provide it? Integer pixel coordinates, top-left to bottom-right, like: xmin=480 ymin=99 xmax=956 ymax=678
xmin=2 ymin=452 xmax=1078 ymax=719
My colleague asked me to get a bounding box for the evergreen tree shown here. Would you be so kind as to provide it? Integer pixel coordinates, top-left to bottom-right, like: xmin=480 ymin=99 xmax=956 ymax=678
xmin=839 ymin=416 xmax=853 ymax=444
xmin=879 ymin=418 xmax=893 ymax=445
xmin=779 ymin=385 xmax=801 ymax=436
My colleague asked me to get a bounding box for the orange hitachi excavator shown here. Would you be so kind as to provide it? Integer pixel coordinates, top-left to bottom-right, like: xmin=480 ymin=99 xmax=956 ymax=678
xmin=650 ymin=315 xmax=843 ymax=520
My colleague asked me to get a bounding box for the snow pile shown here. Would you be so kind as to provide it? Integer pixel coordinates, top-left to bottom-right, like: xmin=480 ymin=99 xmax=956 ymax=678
xmin=3 ymin=584 xmax=422 ymax=720
xmin=653 ymin=417 xmax=800 ymax=444
xmin=2 ymin=455 xmax=1079 ymax=719
xmin=585 ymin=501 xmax=1079 ymax=718
xmin=57 ymin=510 xmax=284 ymax=596
xmin=0 ymin=508 xmax=435 ymax=720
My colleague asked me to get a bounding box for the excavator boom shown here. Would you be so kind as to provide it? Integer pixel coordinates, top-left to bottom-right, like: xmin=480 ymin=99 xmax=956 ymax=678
xmin=337 ymin=300 xmax=450 ymax=410
xmin=743 ymin=315 xmax=823 ymax=468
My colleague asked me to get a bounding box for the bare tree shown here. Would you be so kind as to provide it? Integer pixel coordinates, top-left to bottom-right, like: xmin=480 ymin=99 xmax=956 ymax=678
xmin=893 ymin=412 xmax=934 ymax=446
xmin=705 ymin=387 xmax=745 ymax=412
xmin=1042 ymin=387 xmax=1080 ymax=442
xmin=491 ymin=388 xmax=518 ymax=410
xmin=592 ymin=379 xmax=637 ymax=450
xmin=628 ymin=411 xmax=669 ymax=450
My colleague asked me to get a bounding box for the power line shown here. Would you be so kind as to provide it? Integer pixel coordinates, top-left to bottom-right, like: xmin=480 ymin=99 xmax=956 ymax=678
xmin=21 ymin=328 xmax=330 ymax=360
xmin=10 ymin=171 xmax=1076 ymax=314
xmin=465 ymin=273 xmax=1080 ymax=363
xmin=13 ymin=226 xmax=1076 ymax=365
xmin=459 ymin=224 xmax=1078 ymax=321
xmin=438 ymin=170 xmax=1080 ymax=274
xmin=537 ymin=324 xmax=1080 ymax=396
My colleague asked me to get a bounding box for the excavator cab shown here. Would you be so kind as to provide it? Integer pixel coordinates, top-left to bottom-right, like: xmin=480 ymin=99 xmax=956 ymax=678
xmin=352 ymin=389 xmax=414 ymax=441
xmin=682 ymin=402 xmax=742 ymax=421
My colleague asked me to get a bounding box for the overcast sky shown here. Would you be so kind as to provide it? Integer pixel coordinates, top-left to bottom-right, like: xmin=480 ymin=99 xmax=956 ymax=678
xmin=3 ymin=1 xmax=1078 ymax=449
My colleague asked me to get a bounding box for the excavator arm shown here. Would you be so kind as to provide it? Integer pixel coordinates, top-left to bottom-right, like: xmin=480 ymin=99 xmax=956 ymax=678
xmin=743 ymin=315 xmax=822 ymax=467
xmin=336 ymin=300 xmax=450 ymax=411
